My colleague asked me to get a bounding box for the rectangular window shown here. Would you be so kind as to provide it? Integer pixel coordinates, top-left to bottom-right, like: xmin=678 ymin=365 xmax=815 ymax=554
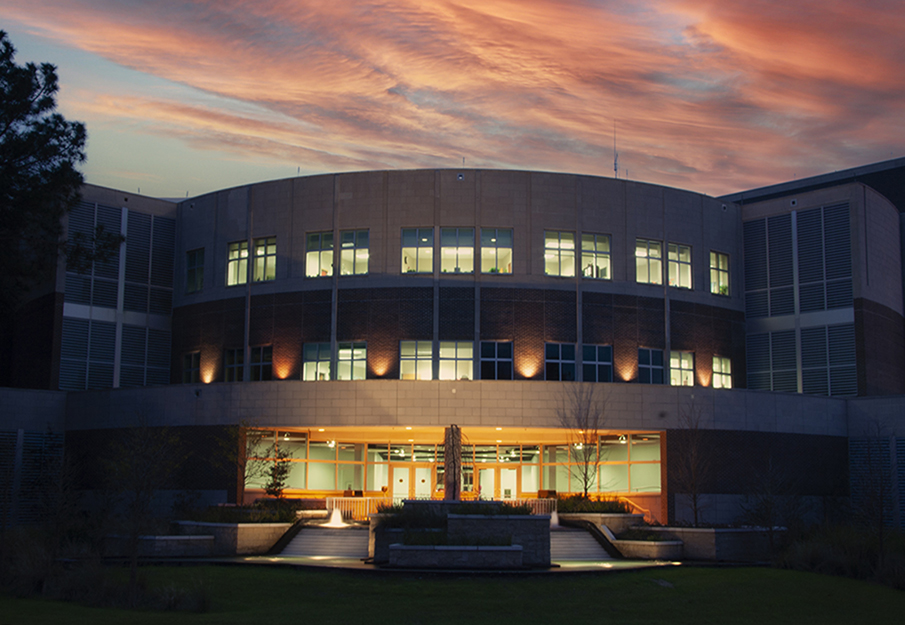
xmin=480 ymin=341 xmax=513 ymax=380
xmin=250 ymin=345 xmax=273 ymax=381
xmin=306 ymin=232 xmax=333 ymax=277
xmin=710 ymin=251 xmax=730 ymax=296
xmin=635 ymin=239 xmax=662 ymax=285
xmin=581 ymin=234 xmax=611 ymax=280
xmin=402 ymin=228 xmax=433 ymax=273
xmin=340 ymin=230 xmax=369 ymax=275
xmin=186 ymin=248 xmax=204 ymax=293
xmin=582 ymin=345 xmax=613 ymax=382
xmin=713 ymin=356 xmax=731 ymax=389
xmin=439 ymin=341 xmax=473 ymax=380
xmin=254 ymin=237 xmax=277 ymax=282
xmin=227 ymin=241 xmax=248 ymax=286
xmin=440 ymin=228 xmax=474 ymax=274
xmin=545 ymin=343 xmax=576 ymax=381
xmin=400 ymin=340 xmax=433 ymax=379
xmin=182 ymin=352 xmax=200 ymax=383
xmin=544 ymin=231 xmax=575 ymax=277
xmin=224 ymin=347 xmax=244 ymax=382
xmin=669 ymin=351 xmax=694 ymax=386
xmin=668 ymin=243 xmax=692 ymax=289
xmin=337 ymin=342 xmax=367 ymax=380
xmin=638 ymin=348 xmax=664 ymax=384
xmin=481 ymin=228 xmax=512 ymax=274
xmin=302 ymin=343 xmax=331 ymax=380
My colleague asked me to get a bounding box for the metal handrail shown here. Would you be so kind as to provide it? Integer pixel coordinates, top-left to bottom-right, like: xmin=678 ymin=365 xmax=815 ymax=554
xmin=325 ymin=496 xmax=558 ymax=520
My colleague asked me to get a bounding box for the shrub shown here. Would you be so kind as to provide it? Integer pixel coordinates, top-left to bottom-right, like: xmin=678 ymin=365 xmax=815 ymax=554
xmin=556 ymin=495 xmax=631 ymax=514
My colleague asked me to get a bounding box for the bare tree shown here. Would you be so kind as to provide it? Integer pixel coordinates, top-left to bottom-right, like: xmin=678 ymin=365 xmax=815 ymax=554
xmin=556 ymin=383 xmax=608 ymax=498
xmin=671 ymin=395 xmax=713 ymax=526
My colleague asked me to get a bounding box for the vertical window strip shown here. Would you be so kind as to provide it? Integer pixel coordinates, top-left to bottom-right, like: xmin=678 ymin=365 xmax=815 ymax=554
xmin=544 ymin=231 xmax=575 ymax=277
xmin=581 ymin=233 xmax=611 ymax=279
xmin=340 ymin=230 xmax=369 ymax=275
xmin=480 ymin=228 xmax=512 ymax=273
xmin=635 ymin=239 xmax=662 ymax=285
xmin=306 ymin=232 xmax=333 ymax=277
xmin=668 ymin=243 xmax=692 ymax=289
xmin=254 ymin=237 xmax=276 ymax=282
xmin=227 ymin=241 xmax=248 ymax=286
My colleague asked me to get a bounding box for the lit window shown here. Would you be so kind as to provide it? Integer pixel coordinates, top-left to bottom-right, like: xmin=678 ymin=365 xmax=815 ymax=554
xmin=545 ymin=231 xmax=575 ymax=277
xmin=480 ymin=341 xmax=513 ymax=380
xmin=481 ymin=228 xmax=512 ymax=274
xmin=337 ymin=342 xmax=367 ymax=380
xmin=440 ymin=228 xmax=474 ymax=274
xmin=182 ymin=352 xmax=200 ymax=383
xmin=710 ymin=251 xmax=730 ymax=296
xmin=636 ymin=239 xmax=662 ymax=285
xmin=340 ymin=230 xmax=369 ymax=275
xmin=402 ymin=228 xmax=433 ymax=273
xmin=668 ymin=243 xmax=692 ymax=289
xmin=582 ymin=345 xmax=613 ymax=382
xmin=227 ymin=241 xmax=248 ymax=286
xmin=400 ymin=340 xmax=433 ymax=379
xmin=545 ymin=343 xmax=576 ymax=381
xmin=306 ymin=232 xmax=333 ymax=277
xmin=638 ymin=348 xmax=664 ymax=384
xmin=713 ymin=356 xmax=732 ymax=388
xmin=670 ymin=351 xmax=694 ymax=386
xmin=253 ymin=237 xmax=276 ymax=282
xmin=303 ymin=343 xmax=331 ymax=380
xmin=224 ymin=348 xmax=244 ymax=382
xmin=250 ymin=345 xmax=273 ymax=381
xmin=439 ymin=341 xmax=473 ymax=380
xmin=186 ymin=248 xmax=204 ymax=293
xmin=581 ymin=234 xmax=611 ymax=280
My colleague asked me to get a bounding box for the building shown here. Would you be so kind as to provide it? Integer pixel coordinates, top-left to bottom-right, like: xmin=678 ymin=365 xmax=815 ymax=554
xmin=2 ymin=159 xmax=905 ymax=527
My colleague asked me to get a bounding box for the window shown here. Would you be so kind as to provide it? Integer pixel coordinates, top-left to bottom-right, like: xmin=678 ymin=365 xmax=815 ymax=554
xmin=227 ymin=241 xmax=248 ymax=286
xmin=183 ymin=352 xmax=200 ymax=383
xmin=581 ymin=234 xmax=611 ymax=279
xmin=340 ymin=230 xmax=369 ymax=275
xmin=545 ymin=343 xmax=576 ymax=381
xmin=439 ymin=341 xmax=473 ymax=380
xmin=337 ymin=342 xmax=367 ymax=380
xmin=670 ymin=351 xmax=694 ymax=386
xmin=402 ymin=228 xmax=433 ymax=273
xmin=250 ymin=345 xmax=273 ymax=381
xmin=635 ymin=239 xmax=662 ymax=284
xmin=582 ymin=345 xmax=613 ymax=382
xmin=186 ymin=248 xmax=204 ymax=293
xmin=254 ymin=237 xmax=276 ymax=282
xmin=303 ymin=343 xmax=331 ymax=380
xmin=544 ymin=231 xmax=575 ymax=277
xmin=224 ymin=348 xmax=244 ymax=382
xmin=668 ymin=243 xmax=692 ymax=289
xmin=440 ymin=228 xmax=474 ymax=273
xmin=400 ymin=340 xmax=433 ymax=379
xmin=638 ymin=348 xmax=664 ymax=384
xmin=306 ymin=232 xmax=333 ymax=277
xmin=710 ymin=251 xmax=729 ymax=296
xmin=480 ymin=341 xmax=513 ymax=380
xmin=481 ymin=228 xmax=512 ymax=273
xmin=713 ymin=356 xmax=731 ymax=389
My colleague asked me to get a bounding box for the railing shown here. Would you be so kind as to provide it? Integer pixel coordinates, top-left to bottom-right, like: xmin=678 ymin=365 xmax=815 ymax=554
xmin=325 ymin=496 xmax=558 ymax=521
xmin=617 ymin=496 xmax=652 ymax=521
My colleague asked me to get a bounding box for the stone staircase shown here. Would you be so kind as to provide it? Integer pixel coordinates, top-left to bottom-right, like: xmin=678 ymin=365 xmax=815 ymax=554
xmin=550 ymin=527 xmax=613 ymax=561
xmin=280 ymin=526 xmax=370 ymax=558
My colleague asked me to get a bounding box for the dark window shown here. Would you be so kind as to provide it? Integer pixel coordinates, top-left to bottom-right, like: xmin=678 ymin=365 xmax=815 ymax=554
xmin=480 ymin=341 xmax=513 ymax=380
xmin=183 ymin=352 xmax=200 ymax=383
xmin=251 ymin=345 xmax=273 ymax=381
xmin=545 ymin=343 xmax=576 ymax=381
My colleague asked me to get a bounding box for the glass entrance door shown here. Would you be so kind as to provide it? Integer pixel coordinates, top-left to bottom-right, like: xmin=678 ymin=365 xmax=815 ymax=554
xmin=500 ymin=468 xmax=517 ymax=499
xmin=478 ymin=468 xmax=495 ymax=499
xmin=390 ymin=465 xmax=410 ymax=499
xmin=414 ymin=466 xmax=433 ymax=499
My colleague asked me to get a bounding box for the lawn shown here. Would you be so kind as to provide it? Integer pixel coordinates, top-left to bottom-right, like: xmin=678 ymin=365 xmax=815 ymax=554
xmin=2 ymin=564 xmax=903 ymax=624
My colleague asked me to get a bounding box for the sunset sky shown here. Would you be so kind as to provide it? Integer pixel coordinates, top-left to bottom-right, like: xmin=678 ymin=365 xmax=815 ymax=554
xmin=3 ymin=0 xmax=903 ymax=199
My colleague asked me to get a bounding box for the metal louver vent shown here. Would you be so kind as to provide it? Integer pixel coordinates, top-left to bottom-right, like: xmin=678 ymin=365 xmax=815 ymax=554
xmin=767 ymin=214 xmax=793 ymax=287
xmin=89 ymin=321 xmax=116 ymax=362
xmin=743 ymin=219 xmax=768 ymax=291
xmin=150 ymin=217 xmax=176 ymax=287
xmin=796 ymin=208 xmax=824 ymax=284
xmin=125 ymin=211 xmax=152 ymax=283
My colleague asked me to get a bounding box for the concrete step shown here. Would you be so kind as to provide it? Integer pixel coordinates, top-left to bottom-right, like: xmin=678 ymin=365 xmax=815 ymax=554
xmin=551 ymin=527 xmax=613 ymax=561
xmin=280 ymin=527 xmax=370 ymax=557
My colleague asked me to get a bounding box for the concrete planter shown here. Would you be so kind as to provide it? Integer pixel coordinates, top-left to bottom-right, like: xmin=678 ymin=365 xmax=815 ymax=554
xmin=611 ymin=539 xmax=683 ymax=560
xmin=104 ymin=534 xmax=215 ymax=558
xmin=558 ymin=513 xmax=644 ymax=534
xmin=646 ymin=527 xmax=780 ymax=562
xmin=389 ymin=544 xmax=523 ymax=569
xmin=174 ymin=521 xmax=291 ymax=555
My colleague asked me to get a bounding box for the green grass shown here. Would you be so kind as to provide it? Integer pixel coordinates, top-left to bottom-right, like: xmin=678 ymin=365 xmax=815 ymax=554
xmin=2 ymin=565 xmax=904 ymax=624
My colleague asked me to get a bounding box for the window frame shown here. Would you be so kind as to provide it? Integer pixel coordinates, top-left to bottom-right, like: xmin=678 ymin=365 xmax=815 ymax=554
xmin=582 ymin=345 xmax=613 ymax=382
xmin=710 ymin=251 xmax=730 ymax=296
xmin=224 ymin=347 xmax=244 ymax=382
xmin=480 ymin=341 xmax=513 ymax=380
xmin=306 ymin=232 xmax=334 ymax=278
xmin=635 ymin=239 xmax=663 ymax=285
xmin=401 ymin=228 xmax=434 ymax=274
xmin=400 ymin=340 xmax=433 ymax=379
xmin=302 ymin=343 xmax=332 ymax=381
xmin=226 ymin=241 xmax=248 ymax=287
xmin=439 ymin=341 xmax=474 ymax=380
xmin=545 ymin=343 xmax=576 ymax=381
xmin=581 ymin=233 xmax=611 ymax=280
xmin=668 ymin=243 xmax=692 ymax=289
xmin=638 ymin=348 xmax=664 ymax=384
xmin=544 ymin=231 xmax=576 ymax=277
xmin=182 ymin=351 xmax=201 ymax=383
xmin=712 ymin=355 xmax=732 ymax=389
xmin=253 ymin=236 xmax=277 ymax=282
xmin=480 ymin=228 xmax=513 ymax=274
xmin=440 ymin=228 xmax=474 ymax=274
xmin=186 ymin=248 xmax=204 ymax=294
xmin=669 ymin=350 xmax=694 ymax=386
xmin=250 ymin=345 xmax=273 ymax=381
xmin=340 ymin=230 xmax=369 ymax=276
xmin=337 ymin=341 xmax=367 ymax=380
